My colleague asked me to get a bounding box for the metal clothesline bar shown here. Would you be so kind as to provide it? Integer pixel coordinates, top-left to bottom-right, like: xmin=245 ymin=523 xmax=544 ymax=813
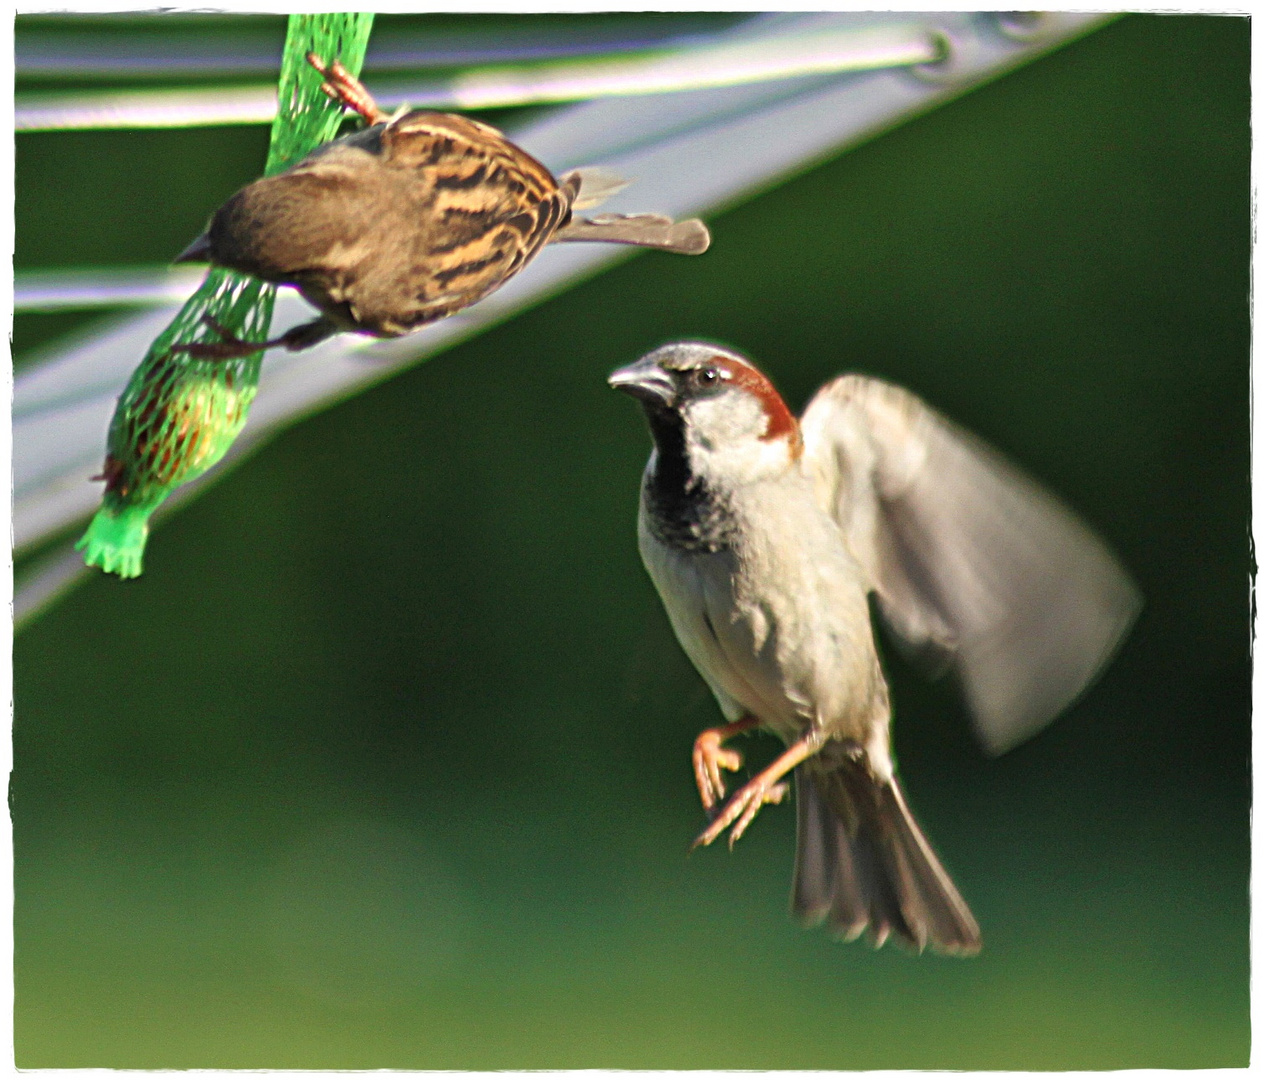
xmin=15 ymin=266 xmax=208 ymax=312
xmin=16 ymin=17 xmax=740 ymax=79
xmin=15 ymin=23 xmax=943 ymax=132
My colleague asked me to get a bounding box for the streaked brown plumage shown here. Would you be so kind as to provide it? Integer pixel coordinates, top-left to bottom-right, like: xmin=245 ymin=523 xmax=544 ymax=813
xmin=175 ymin=55 xmax=710 ymax=357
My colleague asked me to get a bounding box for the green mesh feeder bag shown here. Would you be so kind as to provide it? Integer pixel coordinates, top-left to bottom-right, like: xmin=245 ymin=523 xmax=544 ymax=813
xmin=80 ymin=273 xmax=272 ymax=577
xmin=77 ymin=13 xmax=375 ymax=578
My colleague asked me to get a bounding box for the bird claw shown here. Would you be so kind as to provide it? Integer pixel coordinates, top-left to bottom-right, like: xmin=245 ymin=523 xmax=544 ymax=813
xmin=167 ymin=315 xmax=270 ymax=361
xmin=693 ymin=777 xmax=789 ymax=851
xmin=168 ymin=316 xmax=254 ymax=361
xmin=689 ymin=731 xmax=820 ymax=852
xmin=168 ymin=314 xmax=335 ymax=361
xmin=693 ymin=729 xmax=744 ymax=814
xmin=307 ymin=52 xmax=387 ymax=126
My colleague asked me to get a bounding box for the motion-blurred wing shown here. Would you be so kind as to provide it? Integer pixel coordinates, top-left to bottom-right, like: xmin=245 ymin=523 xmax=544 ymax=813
xmin=799 ymin=374 xmax=1140 ymax=755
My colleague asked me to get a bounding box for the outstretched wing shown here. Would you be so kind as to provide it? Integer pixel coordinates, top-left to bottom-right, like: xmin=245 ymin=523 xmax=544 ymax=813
xmin=799 ymin=374 xmax=1140 ymax=755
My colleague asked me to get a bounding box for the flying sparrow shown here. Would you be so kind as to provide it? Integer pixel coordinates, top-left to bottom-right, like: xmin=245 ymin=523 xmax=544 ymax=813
xmin=609 ymin=343 xmax=1140 ymax=954
xmin=173 ymin=54 xmax=710 ymax=359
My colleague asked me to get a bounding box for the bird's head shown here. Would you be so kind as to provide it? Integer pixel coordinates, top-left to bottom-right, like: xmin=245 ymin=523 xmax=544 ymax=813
xmin=609 ymin=342 xmax=802 ymax=485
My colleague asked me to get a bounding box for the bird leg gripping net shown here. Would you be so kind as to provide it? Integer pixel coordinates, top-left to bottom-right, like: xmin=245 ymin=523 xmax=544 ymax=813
xmin=76 ymin=13 xmax=376 ymax=579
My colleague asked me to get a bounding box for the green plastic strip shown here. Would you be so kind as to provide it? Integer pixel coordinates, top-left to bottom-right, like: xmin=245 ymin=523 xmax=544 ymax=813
xmin=77 ymin=13 xmax=376 ymax=579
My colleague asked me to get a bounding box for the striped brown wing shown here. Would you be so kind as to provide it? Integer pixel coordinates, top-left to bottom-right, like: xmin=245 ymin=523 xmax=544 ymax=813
xmin=379 ymin=112 xmax=576 ymax=330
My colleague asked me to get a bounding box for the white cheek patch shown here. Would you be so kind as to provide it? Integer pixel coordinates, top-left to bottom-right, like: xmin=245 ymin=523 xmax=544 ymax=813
xmin=688 ymin=390 xmax=767 ymax=444
xmin=685 ymin=390 xmax=792 ymax=486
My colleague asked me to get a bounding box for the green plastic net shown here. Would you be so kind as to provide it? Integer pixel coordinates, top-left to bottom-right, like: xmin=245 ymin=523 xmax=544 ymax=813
xmin=77 ymin=13 xmax=376 ymax=578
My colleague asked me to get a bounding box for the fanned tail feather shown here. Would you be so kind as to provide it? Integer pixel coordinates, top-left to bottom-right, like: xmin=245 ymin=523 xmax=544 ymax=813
xmin=553 ymin=212 xmax=710 ymax=254
xmin=791 ymin=761 xmax=981 ymax=955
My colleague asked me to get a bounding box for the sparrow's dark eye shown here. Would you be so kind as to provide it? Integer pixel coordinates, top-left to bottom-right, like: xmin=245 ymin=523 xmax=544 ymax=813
xmin=690 ymin=366 xmax=721 ymax=391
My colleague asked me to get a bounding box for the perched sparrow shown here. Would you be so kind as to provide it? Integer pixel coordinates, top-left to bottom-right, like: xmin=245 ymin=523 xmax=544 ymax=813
xmin=610 ymin=343 xmax=1140 ymax=954
xmin=174 ymin=55 xmax=710 ymax=358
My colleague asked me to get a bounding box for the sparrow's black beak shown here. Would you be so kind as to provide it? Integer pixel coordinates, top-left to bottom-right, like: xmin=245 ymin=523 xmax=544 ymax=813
xmin=174 ymin=232 xmax=214 ymax=264
xmin=608 ymin=356 xmax=675 ymax=407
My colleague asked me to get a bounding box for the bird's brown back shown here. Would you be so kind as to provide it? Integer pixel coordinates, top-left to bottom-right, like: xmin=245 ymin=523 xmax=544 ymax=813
xmin=208 ymin=111 xmax=575 ymax=336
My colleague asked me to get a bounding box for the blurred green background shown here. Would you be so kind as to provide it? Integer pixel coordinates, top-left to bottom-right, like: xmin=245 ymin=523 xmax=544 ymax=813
xmin=13 ymin=12 xmax=1249 ymax=1068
